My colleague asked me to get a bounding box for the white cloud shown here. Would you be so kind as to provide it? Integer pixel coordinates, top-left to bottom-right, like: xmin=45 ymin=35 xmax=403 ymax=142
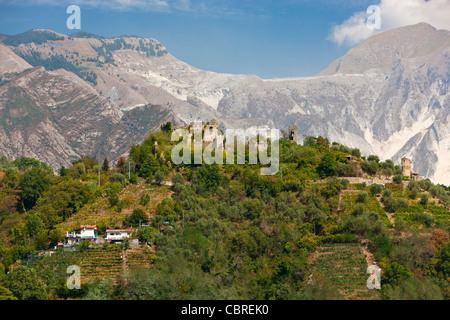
xmin=329 ymin=0 xmax=450 ymax=46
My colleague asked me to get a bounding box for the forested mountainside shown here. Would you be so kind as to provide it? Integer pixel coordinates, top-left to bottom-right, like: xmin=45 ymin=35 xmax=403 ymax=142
xmin=0 ymin=125 xmax=448 ymax=300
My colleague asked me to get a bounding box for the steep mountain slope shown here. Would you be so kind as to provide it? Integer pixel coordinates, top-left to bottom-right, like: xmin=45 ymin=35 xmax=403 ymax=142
xmin=88 ymin=23 xmax=449 ymax=183
xmin=0 ymin=42 xmax=183 ymax=169
xmin=0 ymin=24 xmax=448 ymax=184
xmin=302 ymin=23 xmax=449 ymax=182
xmin=0 ymin=43 xmax=31 ymax=76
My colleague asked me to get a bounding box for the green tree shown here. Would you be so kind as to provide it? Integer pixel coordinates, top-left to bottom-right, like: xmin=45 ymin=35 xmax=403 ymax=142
xmin=108 ymin=193 xmax=119 ymax=207
xmin=420 ymin=193 xmax=429 ymax=206
xmin=115 ymin=156 xmax=127 ymax=173
xmin=59 ymin=166 xmax=68 ymax=177
xmin=84 ymin=279 xmax=113 ymax=300
xmin=138 ymin=226 xmax=156 ymax=244
xmin=156 ymin=198 xmax=176 ymax=216
xmin=72 ymin=156 xmax=98 ymax=170
xmin=428 ymin=243 xmax=450 ymax=279
xmin=129 ymin=208 xmax=147 ymax=225
xmin=13 ymin=157 xmax=52 ymax=173
xmin=356 ymin=192 xmax=368 ymax=203
xmin=3 ymin=265 xmax=48 ymax=300
xmin=370 ymin=184 xmax=383 ymax=195
xmin=139 ymin=193 xmax=150 ymax=206
xmin=34 ymin=231 xmax=49 ymax=250
xmin=102 ymin=158 xmax=109 ymax=172
xmin=198 ymin=164 xmax=222 ymax=192
xmin=34 ymin=179 xmax=93 ymax=223
xmin=367 ymin=155 xmax=380 ymax=163
xmin=382 ymin=159 xmax=394 ymax=170
xmin=161 ymin=121 xmax=173 ymax=134
xmin=48 ymin=229 xmax=63 ymax=247
xmin=334 ymin=163 xmax=356 ymax=177
xmin=26 ymin=213 xmax=45 ymax=240
xmin=383 ymin=197 xmax=408 ymax=213
xmin=409 ymin=188 xmax=420 ymax=200
xmin=110 ymin=173 xmax=126 ymax=184
xmin=19 ymin=167 xmax=52 ymax=211
xmin=351 ymin=148 xmax=361 ymax=158
xmin=381 ymin=276 xmax=443 ymax=300
xmin=361 ymin=160 xmax=378 ymax=175
xmin=75 ymin=162 xmax=86 ymax=175
xmin=393 ymin=175 xmax=403 ymax=184
xmin=353 ymin=203 xmax=365 ymax=216
xmin=382 ymin=262 xmax=413 ymax=288
xmin=171 ymin=173 xmax=185 ymax=185
xmin=382 ymin=189 xmax=392 ymax=198
xmin=0 ymin=286 xmax=17 ymax=300
xmin=155 ymin=170 xmax=166 ymax=185
xmin=316 ymin=152 xmax=336 ymax=179
xmin=140 ymin=154 xmax=159 ymax=178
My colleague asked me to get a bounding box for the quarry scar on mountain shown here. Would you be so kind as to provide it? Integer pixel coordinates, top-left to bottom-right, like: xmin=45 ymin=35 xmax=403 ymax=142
xmin=0 ymin=23 xmax=448 ymax=184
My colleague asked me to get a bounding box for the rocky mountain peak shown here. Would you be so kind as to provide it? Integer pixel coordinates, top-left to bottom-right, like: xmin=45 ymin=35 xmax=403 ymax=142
xmin=0 ymin=23 xmax=448 ymax=184
xmin=319 ymin=22 xmax=450 ymax=76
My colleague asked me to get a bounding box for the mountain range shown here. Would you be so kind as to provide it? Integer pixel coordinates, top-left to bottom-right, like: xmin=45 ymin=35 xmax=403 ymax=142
xmin=0 ymin=23 xmax=448 ymax=184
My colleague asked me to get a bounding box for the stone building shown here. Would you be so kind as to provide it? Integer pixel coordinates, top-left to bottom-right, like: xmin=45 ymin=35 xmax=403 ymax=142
xmin=401 ymin=157 xmax=411 ymax=177
xmin=189 ymin=121 xmax=203 ymax=135
xmin=411 ymin=172 xmax=423 ymax=181
xmin=188 ymin=120 xmax=222 ymax=146
xmin=288 ymin=124 xmax=298 ymax=144
xmin=203 ymin=120 xmax=219 ymax=143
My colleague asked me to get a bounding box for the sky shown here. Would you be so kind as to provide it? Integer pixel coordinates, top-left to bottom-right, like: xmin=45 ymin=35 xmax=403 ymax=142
xmin=0 ymin=0 xmax=449 ymax=79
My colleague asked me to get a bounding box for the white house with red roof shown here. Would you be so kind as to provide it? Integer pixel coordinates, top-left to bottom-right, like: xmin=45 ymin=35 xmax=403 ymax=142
xmin=105 ymin=228 xmax=133 ymax=243
xmin=65 ymin=225 xmax=98 ymax=246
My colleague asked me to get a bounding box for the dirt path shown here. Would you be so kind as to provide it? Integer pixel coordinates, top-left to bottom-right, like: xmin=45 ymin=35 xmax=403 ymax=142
xmin=360 ymin=239 xmax=375 ymax=266
xmin=122 ymin=247 xmax=128 ymax=285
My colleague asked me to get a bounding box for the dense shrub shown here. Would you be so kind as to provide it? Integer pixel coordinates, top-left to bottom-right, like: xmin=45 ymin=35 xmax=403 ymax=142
xmin=110 ymin=173 xmax=126 ymax=184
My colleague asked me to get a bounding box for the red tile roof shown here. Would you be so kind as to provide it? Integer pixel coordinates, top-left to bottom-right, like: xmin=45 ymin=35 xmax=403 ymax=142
xmin=106 ymin=228 xmax=133 ymax=232
xmin=80 ymin=225 xmax=97 ymax=229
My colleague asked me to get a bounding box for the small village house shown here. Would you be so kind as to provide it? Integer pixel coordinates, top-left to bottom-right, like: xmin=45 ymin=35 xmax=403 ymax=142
xmin=65 ymin=225 xmax=98 ymax=246
xmin=105 ymin=228 xmax=133 ymax=243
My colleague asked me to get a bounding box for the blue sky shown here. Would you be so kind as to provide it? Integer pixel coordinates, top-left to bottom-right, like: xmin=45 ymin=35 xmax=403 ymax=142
xmin=0 ymin=0 xmax=447 ymax=79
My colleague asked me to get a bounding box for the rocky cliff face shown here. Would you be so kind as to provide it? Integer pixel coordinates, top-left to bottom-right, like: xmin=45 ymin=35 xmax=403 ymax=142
xmin=0 ymin=40 xmax=183 ymax=169
xmin=0 ymin=23 xmax=448 ymax=184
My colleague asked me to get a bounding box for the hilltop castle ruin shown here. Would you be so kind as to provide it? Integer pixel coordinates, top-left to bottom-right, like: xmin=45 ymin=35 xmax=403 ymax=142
xmin=288 ymin=124 xmax=298 ymax=144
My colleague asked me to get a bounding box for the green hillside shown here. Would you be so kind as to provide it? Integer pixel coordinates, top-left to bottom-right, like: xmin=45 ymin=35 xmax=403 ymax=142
xmin=0 ymin=124 xmax=449 ymax=300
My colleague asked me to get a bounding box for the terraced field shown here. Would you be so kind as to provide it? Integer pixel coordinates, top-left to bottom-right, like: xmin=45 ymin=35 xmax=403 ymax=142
xmin=394 ymin=203 xmax=450 ymax=228
xmin=79 ymin=245 xmax=124 ymax=284
xmin=25 ymin=243 xmax=157 ymax=288
xmin=309 ymin=243 xmax=378 ymax=300
xmin=126 ymin=246 xmax=156 ymax=269
xmin=341 ymin=191 xmax=392 ymax=227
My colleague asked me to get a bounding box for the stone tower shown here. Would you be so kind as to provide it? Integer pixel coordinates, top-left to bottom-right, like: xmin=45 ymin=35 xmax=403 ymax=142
xmin=401 ymin=157 xmax=411 ymax=177
xmin=293 ymin=124 xmax=298 ymax=144
xmin=203 ymin=120 xmax=219 ymax=143
xmin=289 ymin=124 xmax=298 ymax=144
